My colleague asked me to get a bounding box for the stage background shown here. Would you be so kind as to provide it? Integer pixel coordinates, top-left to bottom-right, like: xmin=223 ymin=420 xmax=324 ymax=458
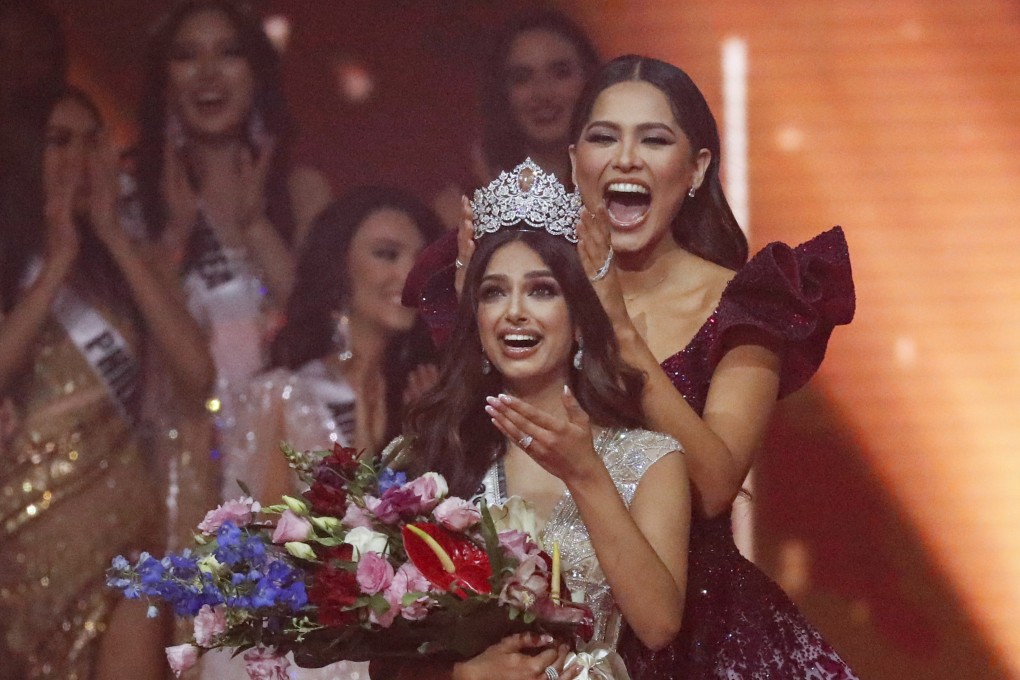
xmin=50 ymin=1 xmax=1020 ymax=677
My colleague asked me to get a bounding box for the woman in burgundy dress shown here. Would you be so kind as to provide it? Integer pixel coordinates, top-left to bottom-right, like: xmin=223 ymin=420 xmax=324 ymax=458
xmin=567 ymin=55 xmax=858 ymax=678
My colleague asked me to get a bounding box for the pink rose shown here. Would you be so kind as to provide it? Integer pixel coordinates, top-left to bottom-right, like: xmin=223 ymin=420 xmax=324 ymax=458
xmin=165 ymin=644 xmax=199 ymax=677
xmin=405 ymin=472 xmax=448 ymax=510
xmin=242 ymin=646 xmax=290 ymax=680
xmin=356 ymin=550 xmax=395 ymax=595
xmin=498 ymin=529 xmax=540 ymax=562
xmin=432 ymin=497 xmax=481 ymax=531
xmin=272 ymin=509 xmax=312 ymax=544
xmin=341 ymin=503 xmax=374 ymax=529
xmin=197 ymin=496 xmax=260 ymax=534
xmin=192 ymin=604 xmax=227 ymax=646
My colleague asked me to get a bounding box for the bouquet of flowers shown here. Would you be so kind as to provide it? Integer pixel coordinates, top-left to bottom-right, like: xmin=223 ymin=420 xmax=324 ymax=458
xmin=108 ymin=443 xmax=591 ymax=677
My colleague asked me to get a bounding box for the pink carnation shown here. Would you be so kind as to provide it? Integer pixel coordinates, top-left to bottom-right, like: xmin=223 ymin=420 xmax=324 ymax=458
xmin=341 ymin=503 xmax=374 ymax=529
xmin=432 ymin=497 xmax=481 ymax=531
xmin=192 ymin=604 xmax=227 ymax=646
xmin=165 ymin=643 xmax=199 ymax=677
xmin=272 ymin=509 xmax=312 ymax=544
xmin=356 ymin=550 xmax=395 ymax=595
xmin=198 ymin=496 xmax=260 ymax=534
xmin=388 ymin=562 xmax=432 ymax=621
xmin=242 ymin=646 xmax=290 ymax=680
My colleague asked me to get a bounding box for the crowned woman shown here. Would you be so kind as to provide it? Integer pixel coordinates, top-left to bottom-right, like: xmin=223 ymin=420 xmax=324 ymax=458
xmin=374 ymin=159 xmax=691 ymax=680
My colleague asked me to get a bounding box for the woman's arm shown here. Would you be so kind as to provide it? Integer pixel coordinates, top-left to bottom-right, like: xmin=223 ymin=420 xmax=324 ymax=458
xmin=90 ymin=135 xmax=214 ymax=398
xmin=577 ymin=207 xmax=781 ymax=518
xmin=487 ymin=390 xmax=689 ymax=650
xmin=0 ymin=157 xmax=80 ymax=394
xmin=617 ymin=322 xmax=780 ymax=518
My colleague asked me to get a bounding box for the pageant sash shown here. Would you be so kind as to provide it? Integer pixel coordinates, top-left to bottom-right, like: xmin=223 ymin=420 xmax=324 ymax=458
xmin=188 ymin=208 xmax=237 ymax=292
xmin=22 ymin=259 xmax=141 ymax=424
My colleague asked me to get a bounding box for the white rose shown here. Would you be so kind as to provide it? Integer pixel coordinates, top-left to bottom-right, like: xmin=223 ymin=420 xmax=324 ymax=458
xmin=343 ymin=526 xmax=391 ymax=558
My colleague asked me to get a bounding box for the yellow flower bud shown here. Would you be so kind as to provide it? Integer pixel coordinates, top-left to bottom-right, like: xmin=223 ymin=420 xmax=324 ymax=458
xmin=282 ymin=495 xmax=310 ymax=516
xmin=285 ymin=541 xmax=317 ymax=561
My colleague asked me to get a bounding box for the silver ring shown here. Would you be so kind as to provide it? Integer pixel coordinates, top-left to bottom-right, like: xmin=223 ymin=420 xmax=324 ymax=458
xmin=455 ymin=258 xmax=465 ymax=269
xmin=544 ymin=667 xmax=559 ymax=680
xmin=589 ymin=246 xmax=614 ymax=283
xmin=518 ymin=434 xmax=534 ymax=449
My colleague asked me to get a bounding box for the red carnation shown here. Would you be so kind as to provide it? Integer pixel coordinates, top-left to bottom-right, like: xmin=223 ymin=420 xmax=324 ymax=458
xmin=309 ymin=564 xmax=361 ymax=627
xmin=324 ymin=443 xmax=361 ymax=475
xmin=305 ymin=479 xmax=348 ymax=517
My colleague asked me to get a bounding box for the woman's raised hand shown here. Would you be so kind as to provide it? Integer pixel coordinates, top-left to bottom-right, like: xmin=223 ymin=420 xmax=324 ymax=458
xmin=236 ymin=136 xmax=275 ymax=230
xmin=576 ymin=206 xmax=629 ymax=326
xmin=160 ymin=138 xmax=198 ymax=251
xmin=43 ymin=141 xmax=81 ymax=272
xmin=86 ymin=129 xmax=126 ymax=244
xmin=484 ymin=387 xmax=600 ymax=484
xmin=454 ymin=195 xmax=476 ymax=297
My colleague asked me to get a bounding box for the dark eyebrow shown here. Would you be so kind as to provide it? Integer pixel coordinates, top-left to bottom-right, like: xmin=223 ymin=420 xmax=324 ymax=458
xmin=584 ymin=121 xmax=677 ymax=135
xmin=480 ymin=269 xmax=555 ymax=284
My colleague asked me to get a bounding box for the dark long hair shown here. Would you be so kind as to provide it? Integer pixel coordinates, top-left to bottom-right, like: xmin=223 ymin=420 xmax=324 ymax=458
xmin=269 ymin=187 xmax=445 ymax=443
xmin=0 ymin=87 xmax=133 ymax=315
xmin=480 ymin=9 xmax=599 ymax=175
xmin=403 ymin=228 xmax=645 ymax=498
xmin=134 ymin=0 xmax=296 ymax=244
xmin=570 ymin=55 xmax=748 ymax=270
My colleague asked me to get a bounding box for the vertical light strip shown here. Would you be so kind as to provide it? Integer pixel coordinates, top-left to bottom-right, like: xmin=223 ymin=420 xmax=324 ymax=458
xmin=722 ymin=36 xmax=755 ymax=562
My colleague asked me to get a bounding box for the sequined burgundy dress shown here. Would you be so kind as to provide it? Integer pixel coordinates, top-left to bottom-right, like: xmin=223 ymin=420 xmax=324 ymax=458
xmin=617 ymin=226 xmax=858 ymax=679
xmin=405 ymin=226 xmax=858 ymax=678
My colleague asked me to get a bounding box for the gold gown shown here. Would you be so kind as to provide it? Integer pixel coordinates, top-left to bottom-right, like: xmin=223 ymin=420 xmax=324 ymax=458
xmin=0 ymin=310 xmax=161 ymax=680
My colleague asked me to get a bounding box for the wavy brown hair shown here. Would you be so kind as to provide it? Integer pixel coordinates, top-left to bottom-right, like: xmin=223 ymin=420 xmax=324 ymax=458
xmin=403 ymin=227 xmax=645 ymax=498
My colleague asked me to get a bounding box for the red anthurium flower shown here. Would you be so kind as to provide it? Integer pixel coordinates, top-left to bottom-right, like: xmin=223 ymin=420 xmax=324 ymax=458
xmin=402 ymin=522 xmax=492 ymax=598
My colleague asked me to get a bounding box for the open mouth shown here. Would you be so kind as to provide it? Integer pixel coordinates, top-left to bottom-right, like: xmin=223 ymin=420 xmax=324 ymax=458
xmin=604 ymin=181 xmax=651 ymax=228
xmin=500 ymin=332 xmax=541 ymax=351
xmin=192 ymin=91 xmax=229 ymax=115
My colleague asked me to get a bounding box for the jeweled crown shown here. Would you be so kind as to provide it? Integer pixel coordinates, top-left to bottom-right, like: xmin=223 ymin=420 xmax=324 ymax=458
xmin=471 ymin=158 xmax=581 ymax=243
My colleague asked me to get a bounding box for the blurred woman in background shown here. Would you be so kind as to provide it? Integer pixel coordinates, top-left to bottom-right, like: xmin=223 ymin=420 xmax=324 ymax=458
xmin=0 ymin=86 xmax=212 ymax=679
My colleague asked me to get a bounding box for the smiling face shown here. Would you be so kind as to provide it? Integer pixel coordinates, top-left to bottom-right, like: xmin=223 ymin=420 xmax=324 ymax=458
xmin=476 ymin=240 xmax=576 ymax=394
xmin=571 ymin=80 xmax=711 ymax=259
xmin=504 ymin=29 xmax=587 ymax=152
xmin=167 ymin=8 xmax=255 ymax=141
xmin=346 ymin=208 xmax=427 ymax=336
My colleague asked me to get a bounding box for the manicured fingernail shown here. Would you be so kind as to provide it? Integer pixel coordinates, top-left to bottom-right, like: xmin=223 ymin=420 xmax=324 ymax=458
xmin=498 ymin=393 xmax=512 ymax=404
xmin=484 ymin=405 xmax=496 ymax=416
xmin=485 ymin=396 xmax=500 ymax=406
xmin=541 ymin=634 xmax=554 ymax=644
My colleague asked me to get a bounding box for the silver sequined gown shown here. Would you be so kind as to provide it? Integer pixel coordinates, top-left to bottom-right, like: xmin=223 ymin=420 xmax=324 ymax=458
xmin=483 ymin=427 xmax=683 ymax=677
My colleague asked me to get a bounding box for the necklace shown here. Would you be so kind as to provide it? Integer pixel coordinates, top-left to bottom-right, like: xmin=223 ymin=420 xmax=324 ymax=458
xmin=622 ymin=272 xmax=670 ymax=303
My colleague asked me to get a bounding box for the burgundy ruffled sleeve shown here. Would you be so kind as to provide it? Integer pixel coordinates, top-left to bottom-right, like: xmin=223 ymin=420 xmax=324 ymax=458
xmin=708 ymin=226 xmax=855 ymax=397
xmin=401 ymin=229 xmax=459 ymax=347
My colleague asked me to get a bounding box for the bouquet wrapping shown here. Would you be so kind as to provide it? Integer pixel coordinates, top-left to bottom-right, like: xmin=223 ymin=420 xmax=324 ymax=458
xmin=108 ymin=443 xmax=591 ymax=677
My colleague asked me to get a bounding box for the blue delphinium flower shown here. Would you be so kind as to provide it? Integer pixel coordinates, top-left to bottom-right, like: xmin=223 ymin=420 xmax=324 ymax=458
xmin=377 ymin=468 xmax=407 ymax=494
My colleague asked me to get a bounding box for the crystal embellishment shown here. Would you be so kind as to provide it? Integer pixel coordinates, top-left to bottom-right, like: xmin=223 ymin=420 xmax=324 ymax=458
xmin=471 ymin=158 xmax=581 ymax=243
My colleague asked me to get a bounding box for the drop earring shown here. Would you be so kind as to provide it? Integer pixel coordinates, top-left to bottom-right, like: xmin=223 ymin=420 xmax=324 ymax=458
xmin=573 ymin=337 xmax=584 ymax=371
xmin=688 ymin=186 xmax=697 ymax=199
xmin=331 ymin=310 xmax=353 ymax=362
xmin=481 ymin=355 xmax=492 ymax=375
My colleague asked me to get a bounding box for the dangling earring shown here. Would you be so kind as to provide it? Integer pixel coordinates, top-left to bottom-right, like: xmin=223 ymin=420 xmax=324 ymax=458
xmin=481 ymin=354 xmax=492 ymax=375
xmin=331 ymin=310 xmax=353 ymax=362
xmin=688 ymin=185 xmax=697 ymax=199
xmin=573 ymin=337 xmax=584 ymax=371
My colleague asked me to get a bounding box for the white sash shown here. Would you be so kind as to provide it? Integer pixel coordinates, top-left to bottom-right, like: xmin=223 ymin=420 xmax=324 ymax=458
xmin=23 ymin=260 xmax=141 ymax=424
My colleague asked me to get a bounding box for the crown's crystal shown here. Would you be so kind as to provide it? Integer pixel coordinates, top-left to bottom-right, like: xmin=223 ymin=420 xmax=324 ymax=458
xmin=471 ymin=158 xmax=580 ymax=243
